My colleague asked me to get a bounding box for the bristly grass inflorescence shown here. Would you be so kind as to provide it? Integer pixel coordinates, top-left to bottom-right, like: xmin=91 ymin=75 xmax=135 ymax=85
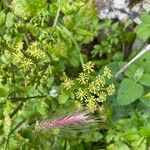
xmin=35 ymin=111 xmax=98 ymax=134
xmin=62 ymin=61 xmax=115 ymax=112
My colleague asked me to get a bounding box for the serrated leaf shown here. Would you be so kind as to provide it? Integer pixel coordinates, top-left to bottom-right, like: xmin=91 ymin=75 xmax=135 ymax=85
xmin=12 ymin=0 xmax=46 ymax=19
xmin=133 ymin=67 xmax=144 ymax=82
xmin=116 ymin=78 xmax=143 ymax=105
xmin=139 ymin=74 xmax=150 ymax=86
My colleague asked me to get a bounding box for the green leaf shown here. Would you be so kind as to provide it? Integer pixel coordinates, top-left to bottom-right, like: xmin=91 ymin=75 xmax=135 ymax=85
xmin=135 ymin=23 xmax=150 ymax=40
xmin=114 ymin=142 xmax=130 ymax=150
xmin=139 ymin=74 xmax=150 ymax=86
xmin=116 ymin=78 xmax=144 ymax=105
xmin=135 ymin=51 xmax=150 ymax=73
xmin=5 ymin=13 xmax=14 ymax=28
xmin=124 ymin=63 xmax=139 ymax=78
xmin=133 ymin=67 xmax=144 ymax=82
xmin=58 ymin=92 xmax=69 ymax=104
xmin=12 ymin=0 xmax=46 ymax=19
xmin=0 ymin=11 xmax=6 ymax=26
xmin=123 ymin=132 xmax=139 ymax=141
xmin=140 ymin=13 xmax=150 ymax=24
xmin=139 ymin=126 xmax=150 ymax=137
xmin=0 ymin=87 xmax=8 ymax=97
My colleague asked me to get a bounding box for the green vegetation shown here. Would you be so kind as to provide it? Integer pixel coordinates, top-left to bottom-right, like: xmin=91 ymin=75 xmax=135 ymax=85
xmin=0 ymin=0 xmax=150 ymax=149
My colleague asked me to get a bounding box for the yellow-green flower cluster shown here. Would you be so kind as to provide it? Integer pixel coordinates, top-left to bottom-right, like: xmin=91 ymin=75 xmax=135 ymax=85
xmin=74 ymin=62 xmax=115 ymax=112
xmin=62 ymin=74 xmax=74 ymax=90
xmin=103 ymin=66 xmax=112 ymax=79
xmin=13 ymin=41 xmax=46 ymax=70
xmin=83 ymin=61 xmax=94 ymax=74
xmin=107 ymin=84 xmax=115 ymax=96
xmin=13 ymin=42 xmax=24 ymax=63
xmin=60 ymin=62 xmax=115 ymax=113
xmin=13 ymin=42 xmax=33 ymax=70
xmin=77 ymin=72 xmax=89 ymax=85
xmin=76 ymin=88 xmax=87 ymax=101
xmin=86 ymin=96 xmax=97 ymax=113
xmin=27 ymin=42 xmax=45 ymax=59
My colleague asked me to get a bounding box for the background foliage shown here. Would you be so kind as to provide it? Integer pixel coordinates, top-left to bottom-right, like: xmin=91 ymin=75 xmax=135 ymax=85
xmin=0 ymin=0 xmax=150 ymax=150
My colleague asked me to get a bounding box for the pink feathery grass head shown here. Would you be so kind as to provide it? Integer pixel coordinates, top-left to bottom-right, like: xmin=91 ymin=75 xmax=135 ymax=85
xmin=36 ymin=112 xmax=97 ymax=130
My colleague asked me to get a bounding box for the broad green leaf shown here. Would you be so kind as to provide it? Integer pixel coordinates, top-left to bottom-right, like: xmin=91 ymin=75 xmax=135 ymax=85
xmin=58 ymin=92 xmax=69 ymax=104
xmin=135 ymin=51 xmax=150 ymax=73
xmin=116 ymin=78 xmax=144 ymax=105
xmin=133 ymin=67 xmax=144 ymax=82
xmin=124 ymin=63 xmax=139 ymax=78
xmin=139 ymin=126 xmax=150 ymax=137
xmin=139 ymin=74 xmax=150 ymax=86
xmin=107 ymin=142 xmax=130 ymax=150
xmin=123 ymin=132 xmax=139 ymax=141
xmin=140 ymin=13 xmax=150 ymax=24
xmin=135 ymin=23 xmax=150 ymax=40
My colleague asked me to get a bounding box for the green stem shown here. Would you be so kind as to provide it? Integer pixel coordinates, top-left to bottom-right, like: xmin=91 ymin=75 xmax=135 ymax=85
xmin=10 ymin=95 xmax=48 ymax=102
xmin=52 ymin=2 xmax=60 ymax=28
xmin=57 ymin=23 xmax=84 ymax=67
xmin=9 ymin=101 xmax=24 ymax=118
xmin=115 ymin=44 xmax=150 ymax=77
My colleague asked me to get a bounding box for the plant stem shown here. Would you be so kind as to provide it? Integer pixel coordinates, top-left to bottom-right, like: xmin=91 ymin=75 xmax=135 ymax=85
xmin=57 ymin=23 xmax=84 ymax=67
xmin=4 ymin=0 xmax=12 ymax=9
xmin=9 ymin=101 xmax=24 ymax=118
xmin=115 ymin=44 xmax=150 ymax=78
xmin=10 ymin=95 xmax=47 ymax=102
xmin=53 ymin=6 xmax=60 ymax=28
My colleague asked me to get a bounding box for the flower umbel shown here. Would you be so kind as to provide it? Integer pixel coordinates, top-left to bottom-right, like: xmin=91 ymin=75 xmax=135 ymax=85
xmin=83 ymin=61 xmax=94 ymax=74
xmin=77 ymin=72 xmax=89 ymax=85
xmin=107 ymin=84 xmax=115 ymax=96
xmin=103 ymin=66 xmax=112 ymax=79
xmin=62 ymin=78 xmax=74 ymax=90
xmin=95 ymin=75 xmax=106 ymax=88
xmin=97 ymin=92 xmax=106 ymax=102
xmin=76 ymin=88 xmax=87 ymax=101
xmin=86 ymin=96 xmax=97 ymax=112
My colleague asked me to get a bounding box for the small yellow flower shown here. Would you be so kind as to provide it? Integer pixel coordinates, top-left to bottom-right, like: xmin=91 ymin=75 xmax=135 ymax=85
xmin=76 ymin=88 xmax=87 ymax=101
xmin=88 ymin=81 xmax=98 ymax=94
xmin=13 ymin=52 xmax=23 ymax=63
xmin=83 ymin=61 xmax=94 ymax=74
xmin=28 ymin=42 xmax=45 ymax=59
xmin=107 ymin=84 xmax=115 ymax=96
xmin=77 ymin=72 xmax=89 ymax=85
xmin=62 ymin=78 xmax=74 ymax=90
xmin=30 ymin=49 xmax=45 ymax=59
xmin=22 ymin=58 xmax=33 ymax=70
xmin=95 ymin=75 xmax=106 ymax=88
xmin=103 ymin=66 xmax=112 ymax=79
xmin=97 ymin=92 xmax=106 ymax=102
xmin=16 ymin=41 xmax=23 ymax=50
xmin=86 ymin=96 xmax=97 ymax=112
